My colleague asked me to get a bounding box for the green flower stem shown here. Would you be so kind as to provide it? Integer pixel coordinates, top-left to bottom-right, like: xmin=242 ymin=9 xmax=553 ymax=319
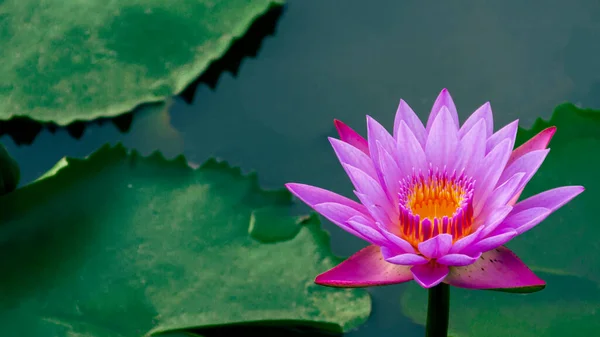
xmin=425 ymin=283 xmax=450 ymax=337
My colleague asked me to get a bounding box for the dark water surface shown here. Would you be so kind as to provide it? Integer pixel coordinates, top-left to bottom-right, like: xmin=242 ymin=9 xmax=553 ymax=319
xmin=3 ymin=1 xmax=600 ymax=336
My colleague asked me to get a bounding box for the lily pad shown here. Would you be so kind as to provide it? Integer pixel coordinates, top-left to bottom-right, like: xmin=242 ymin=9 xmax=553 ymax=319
xmin=511 ymin=103 xmax=599 ymax=283
xmin=400 ymin=272 xmax=600 ymax=337
xmin=0 ymin=144 xmax=370 ymax=336
xmin=0 ymin=0 xmax=282 ymax=124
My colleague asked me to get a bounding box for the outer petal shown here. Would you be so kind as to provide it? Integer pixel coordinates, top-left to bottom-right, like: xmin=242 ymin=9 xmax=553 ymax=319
xmin=377 ymin=142 xmax=403 ymax=206
xmin=315 ymin=245 xmax=413 ymax=287
xmin=381 ymin=247 xmax=429 ymax=265
xmin=344 ymin=164 xmax=394 ymax=212
xmin=355 ymin=191 xmax=394 ymax=226
xmin=334 ymin=119 xmax=369 ymax=155
xmin=396 ymin=121 xmax=427 ymax=176
xmin=449 ymin=226 xmax=484 ymax=253
xmin=426 ymin=88 xmax=459 ymax=131
xmin=498 ymin=149 xmax=550 ymax=196
xmin=472 ymin=139 xmax=513 ymax=215
xmin=507 ymin=126 xmax=556 ymax=167
xmin=463 ymin=228 xmax=518 ymax=255
xmin=425 ymin=107 xmax=459 ymax=169
xmin=393 ymin=99 xmax=427 ymax=147
xmin=329 ymin=137 xmax=378 ymax=180
xmin=511 ymin=186 xmax=585 ymax=214
xmin=411 ymin=261 xmax=449 ymax=288
xmin=378 ymin=224 xmax=416 ymax=254
xmin=347 ymin=216 xmax=389 ymax=246
xmin=478 ymin=205 xmax=513 ymax=238
xmin=313 ymin=202 xmax=378 ymax=242
xmin=437 ymin=252 xmax=482 ymax=266
xmin=286 ymin=183 xmax=368 ymax=215
xmin=475 ymin=172 xmax=524 ymax=220
xmin=444 ymin=246 xmax=545 ymax=292
xmin=485 ymin=120 xmax=518 ymax=154
xmin=459 ymin=102 xmax=493 ymax=139
xmin=496 ymin=207 xmax=552 ymax=235
xmin=417 ymin=234 xmax=453 ymax=259
xmin=455 ymin=118 xmax=486 ymax=176
xmin=366 ymin=116 xmax=397 ymax=180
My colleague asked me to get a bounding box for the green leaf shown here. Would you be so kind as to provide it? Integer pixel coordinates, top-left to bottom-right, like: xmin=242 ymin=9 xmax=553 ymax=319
xmin=0 ymin=142 xmax=20 ymax=195
xmin=400 ymin=272 xmax=600 ymax=337
xmin=0 ymin=0 xmax=282 ymax=124
xmin=511 ymin=103 xmax=600 ymax=283
xmin=0 ymin=144 xmax=370 ymax=336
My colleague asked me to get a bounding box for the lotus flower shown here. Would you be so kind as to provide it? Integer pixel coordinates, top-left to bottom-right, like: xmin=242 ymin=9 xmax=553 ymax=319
xmin=286 ymin=89 xmax=583 ymax=290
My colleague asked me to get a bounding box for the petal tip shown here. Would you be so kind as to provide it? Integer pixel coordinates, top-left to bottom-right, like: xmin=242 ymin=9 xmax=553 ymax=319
xmin=285 ymin=182 xmax=301 ymax=194
xmin=490 ymin=281 xmax=546 ymax=294
xmin=314 ymin=273 xmax=356 ymax=288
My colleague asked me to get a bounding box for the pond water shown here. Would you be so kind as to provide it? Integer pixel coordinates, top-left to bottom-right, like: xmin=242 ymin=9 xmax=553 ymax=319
xmin=3 ymin=0 xmax=600 ymax=336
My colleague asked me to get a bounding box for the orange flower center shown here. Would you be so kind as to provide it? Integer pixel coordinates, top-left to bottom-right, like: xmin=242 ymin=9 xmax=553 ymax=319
xmin=398 ymin=169 xmax=474 ymax=248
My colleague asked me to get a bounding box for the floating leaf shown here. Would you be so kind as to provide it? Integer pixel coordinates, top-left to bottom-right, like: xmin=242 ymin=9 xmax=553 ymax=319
xmin=0 ymin=0 xmax=282 ymax=124
xmin=400 ymin=272 xmax=600 ymax=337
xmin=511 ymin=103 xmax=599 ymax=283
xmin=0 ymin=144 xmax=370 ymax=336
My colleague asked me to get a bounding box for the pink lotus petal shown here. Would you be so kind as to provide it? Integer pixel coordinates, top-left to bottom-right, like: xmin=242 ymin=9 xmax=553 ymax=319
xmin=347 ymin=216 xmax=389 ymax=246
xmin=512 ymin=186 xmax=585 ymax=214
xmin=498 ymin=149 xmax=550 ymax=196
xmin=411 ymin=261 xmax=450 ymax=288
xmin=507 ymin=191 xmax=522 ymax=206
xmin=425 ymin=107 xmax=459 ymax=169
xmin=499 ymin=207 xmax=552 ymax=235
xmin=464 ymin=228 xmax=518 ymax=255
xmin=377 ymin=142 xmax=403 ymax=206
xmin=459 ymin=102 xmax=493 ymax=139
xmin=344 ymin=164 xmax=393 ymax=211
xmin=455 ymin=118 xmax=487 ymax=176
xmin=381 ymin=247 xmax=429 ymax=265
xmin=449 ymin=226 xmax=484 ymax=253
xmin=313 ymin=202 xmax=377 ymax=241
xmin=377 ymin=224 xmax=416 ymax=254
xmin=473 ymin=139 xmax=513 ymax=215
xmin=475 ymin=172 xmax=524 ymax=219
xmin=507 ymin=126 xmax=556 ymax=167
xmin=417 ymin=234 xmax=453 ymax=259
xmin=396 ymin=121 xmax=427 ymax=176
xmin=437 ymin=252 xmax=481 ymax=266
xmin=355 ymin=191 xmax=395 ymax=226
xmin=367 ymin=115 xmax=397 ymax=170
xmin=334 ymin=119 xmax=370 ymax=155
xmin=329 ymin=137 xmax=378 ymax=180
xmin=393 ymin=99 xmax=427 ymax=147
xmin=485 ymin=120 xmax=518 ymax=154
xmin=286 ymin=183 xmax=368 ymax=215
xmin=315 ymin=245 xmax=413 ymax=287
xmin=427 ymin=88 xmax=459 ymax=131
xmin=445 ymin=246 xmax=545 ymax=292
xmin=479 ymin=205 xmax=513 ymax=237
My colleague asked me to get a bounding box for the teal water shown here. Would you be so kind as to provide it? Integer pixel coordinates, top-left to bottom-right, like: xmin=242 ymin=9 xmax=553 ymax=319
xmin=2 ymin=1 xmax=600 ymax=336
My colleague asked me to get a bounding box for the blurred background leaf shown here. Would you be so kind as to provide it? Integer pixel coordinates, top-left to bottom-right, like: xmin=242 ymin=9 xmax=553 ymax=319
xmin=0 ymin=0 xmax=282 ymax=125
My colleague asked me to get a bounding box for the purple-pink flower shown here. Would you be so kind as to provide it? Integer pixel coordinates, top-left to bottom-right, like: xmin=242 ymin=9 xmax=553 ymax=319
xmin=286 ymin=89 xmax=583 ymax=291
